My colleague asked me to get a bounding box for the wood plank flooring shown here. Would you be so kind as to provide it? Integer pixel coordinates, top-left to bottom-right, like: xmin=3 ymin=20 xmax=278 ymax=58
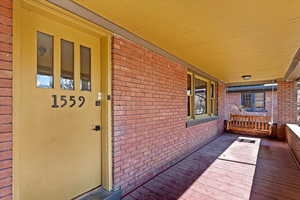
xmin=122 ymin=134 xmax=300 ymax=200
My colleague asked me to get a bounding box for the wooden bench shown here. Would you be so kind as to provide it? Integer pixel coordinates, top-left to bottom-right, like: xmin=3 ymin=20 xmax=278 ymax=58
xmin=226 ymin=114 xmax=273 ymax=136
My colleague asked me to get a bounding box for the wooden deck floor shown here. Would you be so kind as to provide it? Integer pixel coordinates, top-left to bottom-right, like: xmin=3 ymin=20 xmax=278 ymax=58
xmin=122 ymin=134 xmax=300 ymax=200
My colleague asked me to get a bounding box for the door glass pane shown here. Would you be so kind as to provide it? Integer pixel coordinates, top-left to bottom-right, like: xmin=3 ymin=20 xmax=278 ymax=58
xmin=80 ymin=46 xmax=91 ymax=91
xmin=61 ymin=39 xmax=74 ymax=90
xmin=37 ymin=32 xmax=54 ymax=88
xmin=194 ymin=78 xmax=207 ymax=115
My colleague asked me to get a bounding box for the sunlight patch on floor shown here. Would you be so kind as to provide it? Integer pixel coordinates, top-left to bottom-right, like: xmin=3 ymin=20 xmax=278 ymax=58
xmin=179 ymin=137 xmax=261 ymax=200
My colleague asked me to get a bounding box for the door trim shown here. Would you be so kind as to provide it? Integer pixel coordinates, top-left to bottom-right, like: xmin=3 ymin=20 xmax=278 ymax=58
xmin=13 ymin=1 xmax=113 ymax=199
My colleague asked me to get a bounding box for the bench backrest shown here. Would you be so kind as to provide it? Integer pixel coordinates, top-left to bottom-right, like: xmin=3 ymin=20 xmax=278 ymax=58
xmin=230 ymin=114 xmax=271 ymax=123
xmin=227 ymin=114 xmax=273 ymax=135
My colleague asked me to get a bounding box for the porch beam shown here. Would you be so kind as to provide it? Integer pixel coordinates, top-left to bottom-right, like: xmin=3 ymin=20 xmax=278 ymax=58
xmin=225 ymin=79 xmax=277 ymax=87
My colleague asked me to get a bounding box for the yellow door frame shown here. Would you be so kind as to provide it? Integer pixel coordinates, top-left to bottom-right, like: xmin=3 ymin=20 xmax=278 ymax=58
xmin=13 ymin=0 xmax=113 ymax=199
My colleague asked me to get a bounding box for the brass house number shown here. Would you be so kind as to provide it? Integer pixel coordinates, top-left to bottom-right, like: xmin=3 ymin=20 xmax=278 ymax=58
xmin=51 ymin=95 xmax=85 ymax=108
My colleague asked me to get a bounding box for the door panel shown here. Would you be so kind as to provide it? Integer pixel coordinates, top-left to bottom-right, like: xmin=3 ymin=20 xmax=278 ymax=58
xmin=18 ymin=8 xmax=101 ymax=200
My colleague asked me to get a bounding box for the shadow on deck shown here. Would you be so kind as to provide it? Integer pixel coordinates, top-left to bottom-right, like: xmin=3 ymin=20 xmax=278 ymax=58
xmin=122 ymin=134 xmax=300 ymax=200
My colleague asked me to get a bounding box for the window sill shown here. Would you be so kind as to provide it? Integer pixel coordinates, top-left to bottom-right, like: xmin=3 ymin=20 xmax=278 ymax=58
xmin=186 ymin=116 xmax=219 ymax=128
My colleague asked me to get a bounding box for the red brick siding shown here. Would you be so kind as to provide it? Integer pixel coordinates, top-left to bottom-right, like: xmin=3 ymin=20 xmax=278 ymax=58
xmin=286 ymin=126 xmax=300 ymax=164
xmin=0 ymin=0 xmax=12 ymax=199
xmin=225 ymin=91 xmax=278 ymax=122
xmin=112 ymin=35 xmax=224 ymax=194
xmin=277 ymin=81 xmax=297 ymax=139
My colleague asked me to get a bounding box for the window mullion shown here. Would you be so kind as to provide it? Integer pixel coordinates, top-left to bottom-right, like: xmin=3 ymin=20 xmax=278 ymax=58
xmin=191 ymin=73 xmax=195 ymax=119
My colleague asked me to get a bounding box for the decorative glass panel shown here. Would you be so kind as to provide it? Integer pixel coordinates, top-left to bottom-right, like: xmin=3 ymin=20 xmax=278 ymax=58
xmin=60 ymin=39 xmax=74 ymax=90
xmin=194 ymin=78 xmax=207 ymax=115
xmin=80 ymin=46 xmax=91 ymax=91
xmin=37 ymin=32 xmax=54 ymax=88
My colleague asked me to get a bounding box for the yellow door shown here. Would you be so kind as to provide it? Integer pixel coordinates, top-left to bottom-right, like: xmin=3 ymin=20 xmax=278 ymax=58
xmin=18 ymin=8 xmax=102 ymax=200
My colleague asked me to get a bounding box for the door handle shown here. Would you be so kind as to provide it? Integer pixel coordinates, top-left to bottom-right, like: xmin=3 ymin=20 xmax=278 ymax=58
xmin=92 ymin=125 xmax=101 ymax=131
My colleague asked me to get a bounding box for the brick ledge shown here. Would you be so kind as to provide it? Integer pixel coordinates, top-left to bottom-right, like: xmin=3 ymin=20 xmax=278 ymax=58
xmin=186 ymin=116 xmax=219 ymax=127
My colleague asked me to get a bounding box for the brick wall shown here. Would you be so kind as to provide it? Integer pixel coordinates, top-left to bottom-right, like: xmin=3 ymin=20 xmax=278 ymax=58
xmin=286 ymin=125 xmax=300 ymax=164
xmin=0 ymin=0 xmax=12 ymax=199
xmin=277 ymin=81 xmax=297 ymax=140
xmin=112 ymin=35 xmax=225 ymax=194
xmin=225 ymin=91 xmax=278 ymax=122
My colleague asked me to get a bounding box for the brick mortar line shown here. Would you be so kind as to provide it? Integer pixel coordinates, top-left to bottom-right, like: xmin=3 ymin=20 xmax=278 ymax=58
xmin=0 ymin=193 xmax=12 ymax=200
xmin=0 ymin=141 xmax=12 ymax=144
xmin=0 ymin=148 xmax=11 ymax=152
xmin=0 ymin=50 xmax=12 ymax=54
xmin=0 ymin=132 xmax=12 ymax=135
xmin=0 ymin=60 xmax=12 ymax=64
xmin=0 ymin=176 xmax=12 ymax=181
xmin=0 ymin=159 xmax=11 ymax=163
xmin=0 ymin=5 xmax=12 ymax=10
xmin=0 ymin=33 xmax=12 ymax=36
xmin=0 ymin=149 xmax=11 ymax=154
xmin=0 ymin=77 xmax=12 ymax=80
xmin=0 ymin=24 xmax=12 ymax=28
xmin=0 ymin=167 xmax=11 ymax=171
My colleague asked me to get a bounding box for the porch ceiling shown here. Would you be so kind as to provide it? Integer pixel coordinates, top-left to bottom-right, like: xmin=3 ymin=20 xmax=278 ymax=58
xmin=74 ymin=0 xmax=300 ymax=83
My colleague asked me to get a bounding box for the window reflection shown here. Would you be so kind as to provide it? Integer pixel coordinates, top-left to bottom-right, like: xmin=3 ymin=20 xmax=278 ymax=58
xmin=194 ymin=78 xmax=207 ymax=115
xmin=80 ymin=46 xmax=91 ymax=91
xmin=37 ymin=32 xmax=54 ymax=88
xmin=61 ymin=39 xmax=74 ymax=90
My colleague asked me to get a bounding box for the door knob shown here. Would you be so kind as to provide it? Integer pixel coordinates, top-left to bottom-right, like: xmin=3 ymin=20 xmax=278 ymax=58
xmin=92 ymin=125 xmax=101 ymax=131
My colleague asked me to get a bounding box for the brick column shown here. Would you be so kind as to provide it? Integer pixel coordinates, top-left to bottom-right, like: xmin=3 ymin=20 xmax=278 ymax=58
xmin=277 ymin=80 xmax=297 ymax=140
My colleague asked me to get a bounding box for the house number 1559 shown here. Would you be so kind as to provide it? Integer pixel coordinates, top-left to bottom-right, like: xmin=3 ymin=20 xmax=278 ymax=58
xmin=51 ymin=95 xmax=85 ymax=108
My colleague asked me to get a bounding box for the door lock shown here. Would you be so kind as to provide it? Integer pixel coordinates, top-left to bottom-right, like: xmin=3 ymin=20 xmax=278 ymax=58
xmin=92 ymin=125 xmax=101 ymax=131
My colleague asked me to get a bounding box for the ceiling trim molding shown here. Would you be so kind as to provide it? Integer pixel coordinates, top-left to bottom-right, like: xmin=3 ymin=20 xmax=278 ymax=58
xmin=47 ymin=0 xmax=221 ymax=82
